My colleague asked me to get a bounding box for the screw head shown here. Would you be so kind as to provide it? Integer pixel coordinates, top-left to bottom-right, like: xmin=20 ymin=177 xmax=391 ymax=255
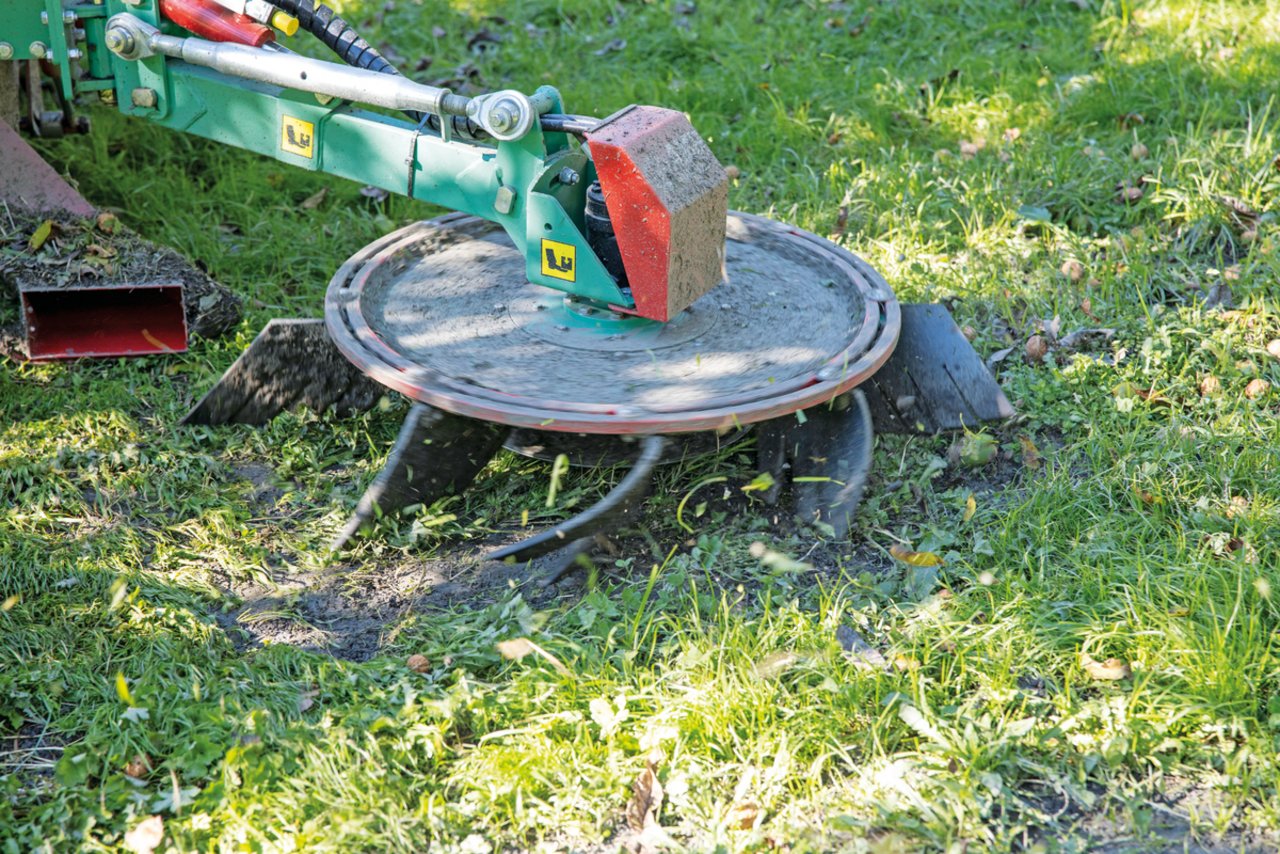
xmin=0 ymin=43 xmax=13 ymax=61
xmin=557 ymin=167 xmax=581 ymax=186
xmin=28 ymin=42 xmax=47 ymax=59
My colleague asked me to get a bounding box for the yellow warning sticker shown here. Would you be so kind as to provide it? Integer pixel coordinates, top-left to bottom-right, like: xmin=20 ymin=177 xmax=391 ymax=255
xmin=540 ymin=239 xmax=576 ymax=282
xmin=281 ymin=115 xmax=315 ymax=158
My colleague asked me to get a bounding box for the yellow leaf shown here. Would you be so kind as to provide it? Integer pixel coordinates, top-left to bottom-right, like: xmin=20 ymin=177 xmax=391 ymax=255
xmin=28 ymin=219 xmax=54 ymax=251
xmin=963 ymin=494 xmax=976 ymax=522
xmin=115 ymin=672 xmax=136 ymax=706
xmin=890 ymin=544 xmax=943 ymax=567
xmin=1080 ymin=652 xmax=1131 ymax=681
xmin=1 ymin=594 xmax=18 ymax=612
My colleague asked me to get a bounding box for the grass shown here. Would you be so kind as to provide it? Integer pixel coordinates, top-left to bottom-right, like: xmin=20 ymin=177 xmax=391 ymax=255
xmin=3 ymin=0 xmax=1280 ymax=850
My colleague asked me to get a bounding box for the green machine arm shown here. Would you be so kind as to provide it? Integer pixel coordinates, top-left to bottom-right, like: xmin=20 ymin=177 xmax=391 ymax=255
xmin=4 ymin=0 xmax=727 ymax=318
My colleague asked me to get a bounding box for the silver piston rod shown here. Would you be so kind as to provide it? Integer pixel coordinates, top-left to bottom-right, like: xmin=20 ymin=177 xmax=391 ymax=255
xmin=104 ymin=13 xmax=537 ymax=140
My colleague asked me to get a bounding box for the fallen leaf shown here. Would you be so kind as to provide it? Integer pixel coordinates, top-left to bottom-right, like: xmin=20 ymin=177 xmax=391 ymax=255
xmin=1080 ymin=652 xmax=1131 ymax=681
xmin=115 ymin=672 xmax=136 ymax=706
xmin=123 ymin=815 xmax=164 ymax=854
xmin=299 ymin=187 xmax=328 ymax=210
xmin=95 ymin=212 xmax=119 ymax=234
xmin=1080 ymin=297 xmax=1097 ymax=320
xmin=1266 ymin=340 xmax=1280 ymax=361
xmin=1130 ymin=141 xmax=1149 ymax=160
xmin=123 ymin=754 xmax=151 ymax=779
xmin=1118 ymin=112 xmax=1145 ymax=128
xmin=1214 ymin=194 xmax=1260 ymax=229
xmin=626 ymin=761 xmax=664 ymax=832
xmin=889 ymin=544 xmax=943 ymax=567
xmin=893 ymin=655 xmax=921 ymax=672
xmin=1244 ymin=378 xmax=1270 ymax=399
xmin=1199 ymin=375 xmax=1221 ymax=396
xmin=1060 ymin=259 xmax=1085 ymax=281
xmin=728 ymin=801 xmax=760 ymax=830
xmin=407 ymin=654 xmax=431 ymax=673
xmin=496 ymin=637 xmax=569 ymax=675
xmin=1019 ymin=436 xmax=1041 ymax=469
xmin=961 ymin=325 xmax=977 ymax=341
xmin=1025 ymin=334 xmax=1050 ymax=363
xmin=28 ymin=219 xmax=54 ymax=252
xmin=959 ymin=139 xmax=983 ymax=159
xmin=724 ymin=164 xmax=741 ymax=180
xmin=1115 ymin=183 xmax=1144 ymax=203
xmin=836 ymin=624 xmax=889 ymax=671
xmin=1003 ymin=127 xmax=1022 ymax=142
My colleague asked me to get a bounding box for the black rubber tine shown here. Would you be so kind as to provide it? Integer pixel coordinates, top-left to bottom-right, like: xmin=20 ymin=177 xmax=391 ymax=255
xmin=332 ymin=404 xmax=508 ymax=550
xmin=488 ymin=435 xmax=667 ymax=563
xmin=788 ymin=390 xmax=874 ymax=539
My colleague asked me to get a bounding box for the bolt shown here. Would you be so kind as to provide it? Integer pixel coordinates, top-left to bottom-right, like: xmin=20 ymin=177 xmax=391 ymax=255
xmin=130 ymin=87 xmax=157 ymax=109
xmin=64 ymin=10 xmax=79 ymax=23
xmin=0 ymin=43 xmax=12 ymax=61
xmin=488 ymin=106 xmax=516 ymax=133
xmin=104 ymin=26 xmax=133 ymax=55
xmin=557 ymin=167 xmax=581 ymax=186
xmin=29 ymin=42 xmax=47 ymax=59
xmin=66 ymin=48 xmax=83 ymax=61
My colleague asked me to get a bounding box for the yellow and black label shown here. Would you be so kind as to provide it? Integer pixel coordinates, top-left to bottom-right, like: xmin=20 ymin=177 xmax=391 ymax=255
xmin=281 ymin=115 xmax=315 ymax=158
xmin=540 ymin=239 xmax=576 ymax=282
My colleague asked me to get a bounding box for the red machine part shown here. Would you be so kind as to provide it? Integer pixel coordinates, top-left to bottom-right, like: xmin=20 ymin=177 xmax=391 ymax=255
xmin=159 ymin=0 xmax=275 ymax=47
xmin=586 ymin=106 xmax=729 ymax=322
xmin=23 ymin=284 xmax=188 ymax=360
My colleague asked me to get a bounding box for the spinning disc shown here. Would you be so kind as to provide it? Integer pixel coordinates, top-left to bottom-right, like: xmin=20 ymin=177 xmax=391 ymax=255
xmin=325 ymin=212 xmax=900 ymax=434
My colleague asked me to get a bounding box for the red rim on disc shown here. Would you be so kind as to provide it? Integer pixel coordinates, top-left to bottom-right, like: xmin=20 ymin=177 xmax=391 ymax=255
xmin=325 ymin=211 xmax=900 ymax=434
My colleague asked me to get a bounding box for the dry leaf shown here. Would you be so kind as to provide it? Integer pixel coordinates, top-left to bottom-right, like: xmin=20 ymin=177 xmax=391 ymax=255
xmin=728 ymin=801 xmax=760 ymax=830
xmin=626 ymin=761 xmax=663 ymax=832
xmin=1130 ymin=142 xmax=1149 ymax=160
xmin=1244 ymin=378 xmax=1270 ymax=399
xmin=836 ymin=624 xmax=889 ymax=671
xmin=1199 ymin=375 xmax=1221 ymax=396
xmin=1003 ymin=127 xmax=1021 ymax=142
xmin=889 ymin=544 xmax=943 ymax=567
xmin=963 ymin=494 xmax=977 ymax=522
xmin=95 ymin=212 xmax=119 ymax=234
xmin=495 ymin=637 xmax=569 ymax=674
xmin=961 ymin=325 xmax=977 ymax=341
xmin=1265 ymin=340 xmax=1280 ymax=361
xmin=1080 ymin=652 xmax=1131 ymax=681
xmin=893 ymin=655 xmax=921 ymax=672
xmin=28 ymin=219 xmax=54 ymax=252
xmin=1080 ymin=296 xmax=1097 ymax=320
xmin=300 ymin=187 xmax=328 ymax=210
xmin=1018 ymin=435 xmax=1041 ymax=469
xmin=1025 ymin=334 xmax=1049 ymax=363
xmin=724 ymin=164 xmax=741 ymax=180
xmin=959 ymin=139 xmax=983 ymax=159
xmin=123 ymin=815 xmax=164 ymax=854
xmin=123 ymin=754 xmax=151 ymax=779
xmin=407 ymin=654 xmax=431 ymax=673
xmin=1118 ymin=112 xmax=1145 ymax=128
xmin=1060 ymin=259 xmax=1085 ymax=281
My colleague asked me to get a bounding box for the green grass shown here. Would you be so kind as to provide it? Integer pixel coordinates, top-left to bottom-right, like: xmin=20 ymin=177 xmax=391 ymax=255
xmin=4 ymin=0 xmax=1280 ymax=850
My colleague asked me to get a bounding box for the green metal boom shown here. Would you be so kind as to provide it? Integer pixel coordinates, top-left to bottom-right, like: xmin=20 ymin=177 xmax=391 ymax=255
xmin=1 ymin=0 xmax=630 ymax=307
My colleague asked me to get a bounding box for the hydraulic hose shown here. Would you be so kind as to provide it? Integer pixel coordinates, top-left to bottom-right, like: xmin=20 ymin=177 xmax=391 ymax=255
xmin=268 ymin=0 xmax=398 ymax=75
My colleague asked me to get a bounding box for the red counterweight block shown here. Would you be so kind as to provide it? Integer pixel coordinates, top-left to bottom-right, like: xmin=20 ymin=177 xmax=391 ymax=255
xmin=160 ymin=0 xmax=275 ymax=47
xmin=586 ymin=106 xmax=729 ymax=322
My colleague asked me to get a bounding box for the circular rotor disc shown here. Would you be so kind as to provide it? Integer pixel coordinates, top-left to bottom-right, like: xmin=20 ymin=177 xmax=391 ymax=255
xmin=325 ymin=211 xmax=900 ymax=434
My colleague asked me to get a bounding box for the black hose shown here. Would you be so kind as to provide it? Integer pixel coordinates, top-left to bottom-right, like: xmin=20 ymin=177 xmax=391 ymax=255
xmin=269 ymin=0 xmax=398 ymax=76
